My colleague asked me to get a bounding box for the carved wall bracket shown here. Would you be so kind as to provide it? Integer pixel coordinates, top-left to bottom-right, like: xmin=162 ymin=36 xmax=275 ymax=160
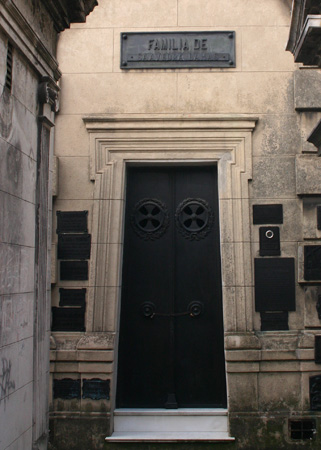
xmin=38 ymin=76 xmax=60 ymax=112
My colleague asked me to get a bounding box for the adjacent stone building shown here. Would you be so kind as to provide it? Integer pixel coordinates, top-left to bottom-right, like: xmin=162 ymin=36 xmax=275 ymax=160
xmin=0 ymin=1 xmax=96 ymax=449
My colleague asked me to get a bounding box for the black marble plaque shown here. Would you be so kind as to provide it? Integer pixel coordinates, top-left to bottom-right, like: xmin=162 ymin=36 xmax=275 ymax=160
xmin=259 ymin=227 xmax=281 ymax=256
xmin=255 ymin=258 xmax=295 ymax=311
xmin=310 ymin=375 xmax=321 ymax=411
xmin=56 ymin=211 xmax=88 ymax=233
xmin=253 ymin=204 xmax=283 ymax=225
xmin=60 ymin=261 xmax=88 ymax=280
xmin=82 ymin=379 xmax=110 ymax=400
xmin=315 ymin=336 xmax=321 ymax=364
xmin=53 ymin=379 xmax=81 ymax=399
xmin=58 ymin=234 xmax=91 ymax=260
xmin=304 ymin=246 xmax=321 ymax=280
xmin=59 ymin=288 xmax=86 ymax=307
xmin=121 ymin=31 xmax=235 ymax=69
xmin=51 ymin=307 xmax=86 ymax=331
xmin=260 ymin=312 xmax=288 ymax=331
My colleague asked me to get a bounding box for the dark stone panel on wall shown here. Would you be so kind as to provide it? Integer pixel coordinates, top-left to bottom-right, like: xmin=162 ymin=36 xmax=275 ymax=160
xmin=53 ymin=379 xmax=81 ymax=399
xmin=255 ymin=258 xmax=295 ymax=311
xmin=82 ymin=379 xmax=110 ymax=400
xmin=59 ymin=288 xmax=86 ymax=307
xmin=56 ymin=211 xmax=88 ymax=233
xmin=253 ymin=204 xmax=283 ymax=224
xmin=260 ymin=312 xmax=289 ymax=331
xmin=58 ymin=234 xmax=91 ymax=260
xmin=60 ymin=261 xmax=88 ymax=280
xmin=51 ymin=307 xmax=85 ymax=331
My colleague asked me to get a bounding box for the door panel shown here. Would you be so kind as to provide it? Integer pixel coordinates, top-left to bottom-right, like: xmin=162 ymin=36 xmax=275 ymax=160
xmin=116 ymin=166 xmax=226 ymax=408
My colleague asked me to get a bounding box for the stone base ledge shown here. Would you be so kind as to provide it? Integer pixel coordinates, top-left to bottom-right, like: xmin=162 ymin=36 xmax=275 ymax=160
xmin=50 ymin=349 xmax=114 ymax=362
xmin=50 ymin=332 xmax=116 ymax=350
xmin=50 ymin=361 xmax=113 ymax=373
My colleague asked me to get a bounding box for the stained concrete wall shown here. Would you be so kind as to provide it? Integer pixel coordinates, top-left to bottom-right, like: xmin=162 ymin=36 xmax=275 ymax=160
xmin=1 ymin=3 xmax=55 ymax=449
xmin=50 ymin=1 xmax=321 ymax=449
xmin=0 ymin=33 xmax=40 ymax=450
xmin=1 ymin=0 xmax=99 ymax=448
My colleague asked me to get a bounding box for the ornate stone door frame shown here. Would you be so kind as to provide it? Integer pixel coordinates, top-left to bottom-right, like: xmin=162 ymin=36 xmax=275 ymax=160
xmin=83 ymin=114 xmax=257 ymax=411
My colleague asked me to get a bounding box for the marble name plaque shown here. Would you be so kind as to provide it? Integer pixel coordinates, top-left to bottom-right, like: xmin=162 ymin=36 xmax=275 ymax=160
xmin=121 ymin=31 xmax=235 ymax=69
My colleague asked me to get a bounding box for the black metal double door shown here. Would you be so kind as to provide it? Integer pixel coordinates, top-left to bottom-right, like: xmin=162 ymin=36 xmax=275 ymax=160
xmin=116 ymin=166 xmax=226 ymax=409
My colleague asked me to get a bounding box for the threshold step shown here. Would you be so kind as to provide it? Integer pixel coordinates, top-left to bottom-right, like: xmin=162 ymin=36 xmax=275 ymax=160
xmin=106 ymin=431 xmax=235 ymax=442
xmin=114 ymin=408 xmax=229 ymax=433
xmin=114 ymin=408 xmax=228 ymax=416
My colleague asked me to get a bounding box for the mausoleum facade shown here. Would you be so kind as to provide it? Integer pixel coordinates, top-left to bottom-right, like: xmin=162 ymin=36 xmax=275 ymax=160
xmin=48 ymin=0 xmax=321 ymax=449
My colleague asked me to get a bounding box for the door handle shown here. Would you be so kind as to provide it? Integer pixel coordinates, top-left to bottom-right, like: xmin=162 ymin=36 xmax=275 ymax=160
xmin=141 ymin=301 xmax=203 ymax=319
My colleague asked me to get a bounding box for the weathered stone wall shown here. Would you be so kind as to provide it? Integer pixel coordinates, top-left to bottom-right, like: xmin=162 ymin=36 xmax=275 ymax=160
xmin=50 ymin=0 xmax=321 ymax=449
xmin=0 ymin=1 xmax=96 ymax=449
xmin=0 ymin=26 xmax=45 ymax=449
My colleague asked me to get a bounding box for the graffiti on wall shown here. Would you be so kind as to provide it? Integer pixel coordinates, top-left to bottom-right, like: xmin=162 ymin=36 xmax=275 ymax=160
xmin=0 ymin=358 xmax=16 ymax=405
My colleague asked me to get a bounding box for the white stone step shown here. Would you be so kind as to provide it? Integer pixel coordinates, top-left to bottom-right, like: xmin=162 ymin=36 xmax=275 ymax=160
xmin=112 ymin=409 xmax=230 ymax=436
xmin=106 ymin=431 xmax=235 ymax=442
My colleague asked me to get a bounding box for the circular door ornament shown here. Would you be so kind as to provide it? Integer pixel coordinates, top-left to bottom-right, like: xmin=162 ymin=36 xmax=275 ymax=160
xmin=131 ymin=198 xmax=169 ymax=240
xmin=175 ymin=198 xmax=214 ymax=240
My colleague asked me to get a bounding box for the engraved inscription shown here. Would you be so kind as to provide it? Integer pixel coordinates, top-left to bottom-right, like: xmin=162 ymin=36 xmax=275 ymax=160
xmin=82 ymin=379 xmax=110 ymax=400
xmin=121 ymin=32 xmax=235 ymax=69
